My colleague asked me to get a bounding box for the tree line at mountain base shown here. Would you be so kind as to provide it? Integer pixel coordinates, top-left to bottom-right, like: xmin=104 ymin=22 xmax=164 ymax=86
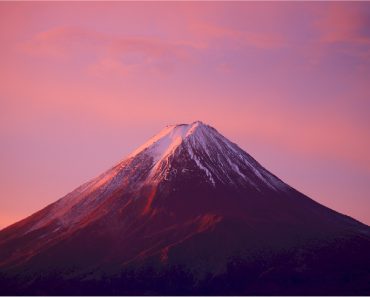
xmin=1 ymin=246 xmax=369 ymax=296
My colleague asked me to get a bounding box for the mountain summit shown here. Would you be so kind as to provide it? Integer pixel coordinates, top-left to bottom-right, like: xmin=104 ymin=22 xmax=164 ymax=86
xmin=129 ymin=120 xmax=285 ymax=190
xmin=0 ymin=122 xmax=369 ymax=295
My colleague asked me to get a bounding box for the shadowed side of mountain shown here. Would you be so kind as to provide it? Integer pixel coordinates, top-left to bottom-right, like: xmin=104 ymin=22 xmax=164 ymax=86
xmin=0 ymin=121 xmax=369 ymax=295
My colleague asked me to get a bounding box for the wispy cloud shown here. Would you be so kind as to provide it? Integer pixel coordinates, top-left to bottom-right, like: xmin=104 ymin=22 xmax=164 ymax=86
xmin=20 ymin=16 xmax=287 ymax=78
xmin=20 ymin=26 xmax=199 ymax=76
xmin=315 ymin=4 xmax=370 ymax=45
xmin=20 ymin=27 xmax=107 ymax=58
xmin=188 ymin=20 xmax=286 ymax=50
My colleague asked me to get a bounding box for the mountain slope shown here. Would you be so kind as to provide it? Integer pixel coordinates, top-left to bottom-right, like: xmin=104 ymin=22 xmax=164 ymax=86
xmin=0 ymin=121 xmax=369 ymax=295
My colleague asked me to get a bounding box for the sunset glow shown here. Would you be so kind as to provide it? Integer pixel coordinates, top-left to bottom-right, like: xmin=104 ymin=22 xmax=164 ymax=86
xmin=1 ymin=2 xmax=370 ymax=228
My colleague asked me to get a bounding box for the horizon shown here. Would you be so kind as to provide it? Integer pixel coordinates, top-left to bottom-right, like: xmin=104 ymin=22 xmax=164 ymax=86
xmin=1 ymin=2 xmax=370 ymax=228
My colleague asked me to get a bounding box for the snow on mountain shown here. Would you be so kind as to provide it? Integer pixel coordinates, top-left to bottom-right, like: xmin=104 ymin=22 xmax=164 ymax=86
xmin=127 ymin=121 xmax=287 ymax=190
xmin=21 ymin=121 xmax=289 ymax=232
xmin=1 ymin=121 xmax=369 ymax=296
xmin=21 ymin=121 xmax=290 ymax=235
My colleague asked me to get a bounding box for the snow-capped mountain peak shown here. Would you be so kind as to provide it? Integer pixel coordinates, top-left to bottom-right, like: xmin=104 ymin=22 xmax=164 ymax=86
xmin=124 ymin=121 xmax=286 ymax=191
xmin=128 ymin=121 xmax=207 ymax=162
xmin=18 ymin=122 xmax=288 ymax=235
xmin=1 ymin=121 xmax=369 ymax=297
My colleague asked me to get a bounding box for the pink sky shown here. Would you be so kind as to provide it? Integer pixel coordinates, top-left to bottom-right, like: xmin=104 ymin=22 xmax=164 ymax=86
xmin=1 ymin=2 xmax=370 ymax=228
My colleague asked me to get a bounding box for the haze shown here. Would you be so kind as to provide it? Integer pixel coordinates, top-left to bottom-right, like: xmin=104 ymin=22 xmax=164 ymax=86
xmin=1 ymin=2 xmax=370 ymax=228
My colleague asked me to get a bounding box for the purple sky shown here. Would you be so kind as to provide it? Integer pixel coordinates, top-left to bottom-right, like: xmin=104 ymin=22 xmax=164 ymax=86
xmin=0 ymin=2 xmax=370 ymax=228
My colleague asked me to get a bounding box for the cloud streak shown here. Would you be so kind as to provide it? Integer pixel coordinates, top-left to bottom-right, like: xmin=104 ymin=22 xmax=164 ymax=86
xmin=315 ymin=4 xmax=370 ymax=45
xmin=21 ymin=26 xmax=199 ymax=76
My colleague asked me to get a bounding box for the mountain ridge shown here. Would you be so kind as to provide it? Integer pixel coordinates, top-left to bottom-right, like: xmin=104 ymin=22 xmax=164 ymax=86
xmin=0 ymin=121 xmax=369 ymax=295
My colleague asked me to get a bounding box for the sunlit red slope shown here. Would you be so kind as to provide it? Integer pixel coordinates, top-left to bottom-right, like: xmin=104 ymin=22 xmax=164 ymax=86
xmin=0 ymin=121 xmax=369 ymax=295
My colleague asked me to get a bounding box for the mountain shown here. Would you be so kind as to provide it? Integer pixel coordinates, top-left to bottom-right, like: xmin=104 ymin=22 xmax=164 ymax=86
xmin=0 ymin=121 xmax=369 ymax=295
